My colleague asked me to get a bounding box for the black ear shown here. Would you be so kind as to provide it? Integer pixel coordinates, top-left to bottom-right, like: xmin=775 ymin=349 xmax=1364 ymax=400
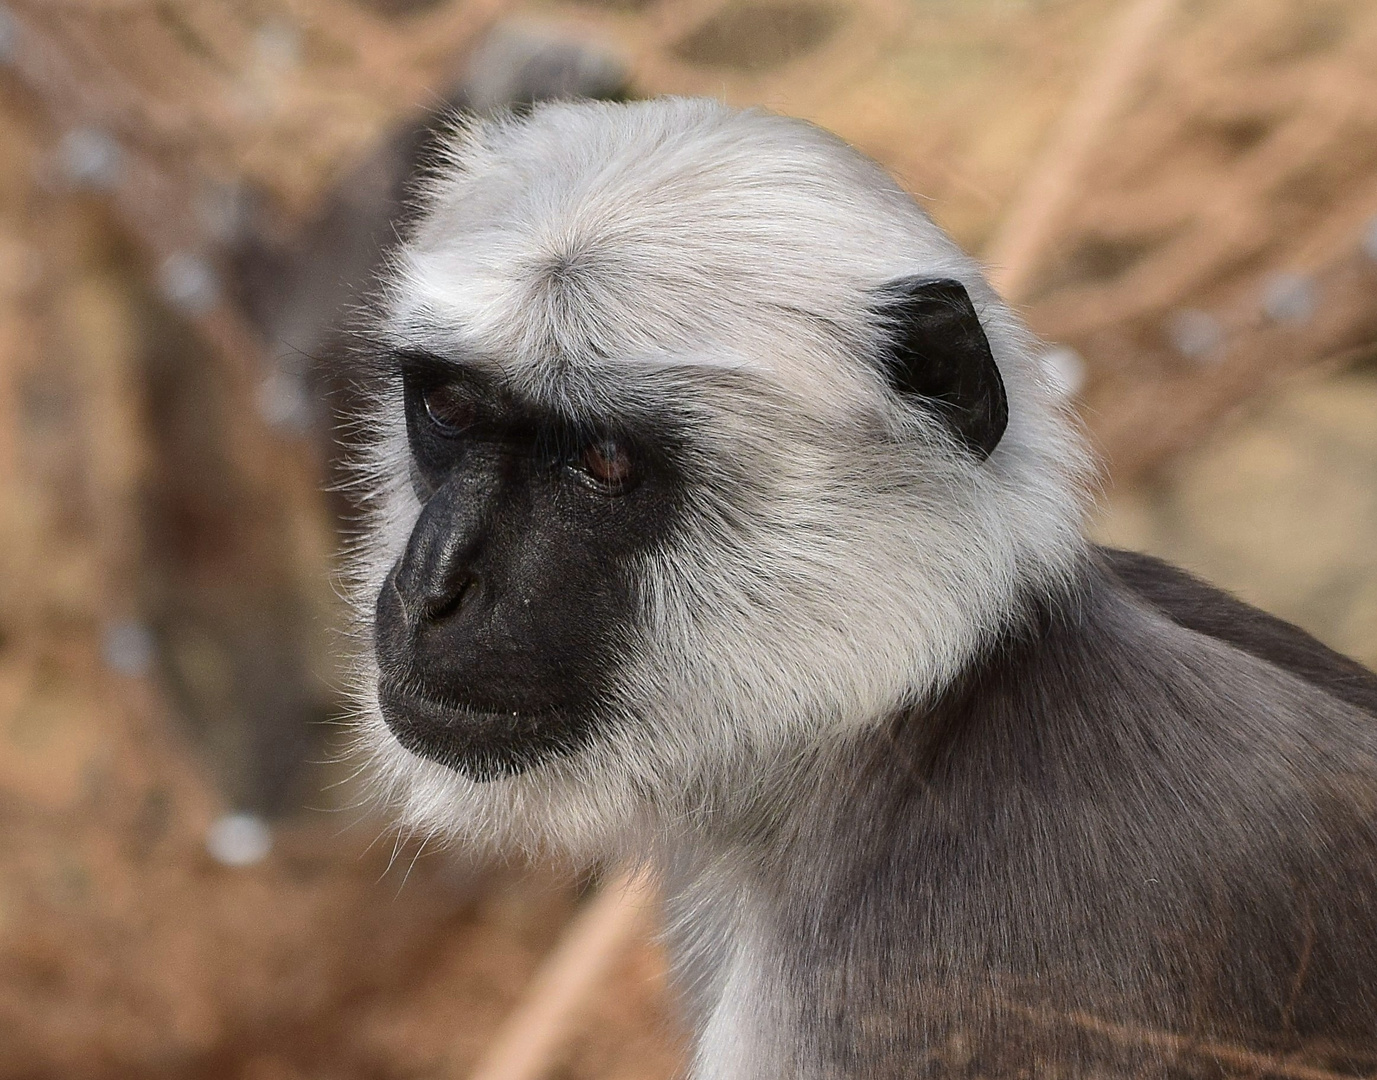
xmin=873 ymin=277 xmax=1008 ymax=460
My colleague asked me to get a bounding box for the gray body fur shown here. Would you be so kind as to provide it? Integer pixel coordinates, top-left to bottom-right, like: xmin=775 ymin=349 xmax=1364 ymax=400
xmin=349 ymin=98 xmax=1377 ymax=1076
xmin=666 ymin=553 xmax=1377 ymax=1076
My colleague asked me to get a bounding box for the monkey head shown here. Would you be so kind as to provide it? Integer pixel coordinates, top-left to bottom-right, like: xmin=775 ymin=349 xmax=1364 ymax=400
xmin=350 ymin=98 xmax=1089 ymax=855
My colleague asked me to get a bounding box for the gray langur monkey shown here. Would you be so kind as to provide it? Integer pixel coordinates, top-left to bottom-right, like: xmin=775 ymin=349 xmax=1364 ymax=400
xmin=347 ymin=97 xmax=1377 ymax=1077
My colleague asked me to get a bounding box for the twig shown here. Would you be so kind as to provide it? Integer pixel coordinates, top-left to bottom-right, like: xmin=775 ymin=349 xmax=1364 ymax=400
xmin=463 ymin=868 xmax=658 ymax=1080
xmin=1008 ymin=1002 xmax=1363 ymax=1080
xmin=984 ymin=0 xmax=1185 ymax=303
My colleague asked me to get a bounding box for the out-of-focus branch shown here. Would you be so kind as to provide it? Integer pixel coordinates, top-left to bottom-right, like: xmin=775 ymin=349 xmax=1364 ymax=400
xmin=984 ymin=0 xmax=1185 ymax=303
xmin=463 ymin=869 xmax=659 ymax=1080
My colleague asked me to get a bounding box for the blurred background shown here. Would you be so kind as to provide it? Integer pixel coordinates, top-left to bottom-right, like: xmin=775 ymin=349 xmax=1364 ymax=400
xmin=0 ymin=0 xmax=1374 ymax=1077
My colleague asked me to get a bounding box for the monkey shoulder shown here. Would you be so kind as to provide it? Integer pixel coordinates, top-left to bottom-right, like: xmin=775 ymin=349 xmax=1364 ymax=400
xmin=1097 ymin=545 xmax=1377 ymax=719
xmin=843 ymin=548 xmax=1377 ymax=875
xmin=772 ymin=555 xmax=1377 ymax=1066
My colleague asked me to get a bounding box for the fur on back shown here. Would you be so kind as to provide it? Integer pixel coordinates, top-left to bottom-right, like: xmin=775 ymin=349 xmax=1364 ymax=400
xmin=348 ymin=97 xmax=1092 ymax=857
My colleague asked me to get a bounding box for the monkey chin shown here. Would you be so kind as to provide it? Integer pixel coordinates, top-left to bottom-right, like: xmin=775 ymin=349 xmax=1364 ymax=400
xmin=376 ymin=681 xmax=592 ymax=782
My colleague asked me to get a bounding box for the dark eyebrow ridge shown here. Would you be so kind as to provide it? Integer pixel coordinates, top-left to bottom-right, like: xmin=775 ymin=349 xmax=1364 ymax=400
xmin=384 ymin=346 xmax=485 ymax=384
xmin=372 ymin=346 xmax=739 ymax=460
xmin=383 ymin=347 xmax=650 ymax=451
xmin=344 ymin=337 xmax=476 ymax=394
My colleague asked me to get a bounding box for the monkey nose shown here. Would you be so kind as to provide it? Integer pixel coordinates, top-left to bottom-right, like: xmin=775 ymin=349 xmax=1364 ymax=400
xmin=422 ymin=572 xmax=480 ymax=623
xmin=391 ymin=560 xmax=481 ymax=626
xmin=389 ymin=474 xmax=493 ymax=628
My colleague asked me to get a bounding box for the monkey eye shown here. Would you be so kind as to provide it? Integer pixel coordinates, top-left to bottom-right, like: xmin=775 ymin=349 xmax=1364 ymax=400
xmin=575 ymin=437 xmax=635 ymax=493
xmin=420 ymin=382 xmax=476 ymax=434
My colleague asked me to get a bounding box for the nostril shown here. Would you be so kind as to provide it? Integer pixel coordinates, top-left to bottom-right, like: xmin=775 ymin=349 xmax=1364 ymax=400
xmin=422 ymin=573 xmax=479 ymax=623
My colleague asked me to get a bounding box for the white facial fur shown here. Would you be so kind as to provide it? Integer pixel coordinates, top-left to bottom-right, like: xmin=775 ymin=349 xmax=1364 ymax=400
xmin=348 ymin=97 xmax=1092 ymax=859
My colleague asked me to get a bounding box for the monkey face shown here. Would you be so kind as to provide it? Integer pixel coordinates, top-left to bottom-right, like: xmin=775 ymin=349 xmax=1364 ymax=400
xmin=372 ymin=352 xmax=683 ymax=781
xmin=350 ymin=99 xmax=1090 ymax=846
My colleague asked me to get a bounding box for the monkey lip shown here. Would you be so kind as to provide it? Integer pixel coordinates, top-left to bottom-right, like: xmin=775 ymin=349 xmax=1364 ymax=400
xmin=376 ymin=678 xmax=589 ymax=781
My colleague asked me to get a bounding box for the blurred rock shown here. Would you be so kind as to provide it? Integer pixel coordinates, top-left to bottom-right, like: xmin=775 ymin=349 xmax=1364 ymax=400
xmin=257 ymin=369 xmax=315 ymax=433
xmin=253 ymin=18 xmax=302 ymax=74
xmin=158 ymin=252 xmax=220 ymax=316
xmin=206 ymin=812 xmax=273 ymax=866
xmin=58 ymin=128 xmax=122 ymax=191
xmin=195 ymin=180 xmax=253 ymax=246
xmin=1039 ymin=345 xmax=1086 ymax=399
xmin=1261 ymin=270 xmax=1317 ymax=325
xmin=102 ymin=620 xmax=155 ymax=678
xmin=1165 ymin=308 xmax=1224 ymax=362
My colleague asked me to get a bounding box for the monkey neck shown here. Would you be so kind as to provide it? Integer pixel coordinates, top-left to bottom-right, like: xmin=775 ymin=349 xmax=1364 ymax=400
xmin=658 ymin=542 xmax=1264 ymax=936
xmin=655 ymin=537 xmax=1377 ymax=919
xmin=653 ymin=555 xmax=1149 ymax=1064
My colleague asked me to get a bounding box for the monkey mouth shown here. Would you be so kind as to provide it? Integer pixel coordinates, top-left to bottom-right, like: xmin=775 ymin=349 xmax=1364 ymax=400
xmin=377 ymin=678 xmax=592 ymax=781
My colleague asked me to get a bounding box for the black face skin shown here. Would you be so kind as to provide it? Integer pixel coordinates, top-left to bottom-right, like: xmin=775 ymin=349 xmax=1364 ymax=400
xmin=373 ymin=352 xmax=681 ymax=780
